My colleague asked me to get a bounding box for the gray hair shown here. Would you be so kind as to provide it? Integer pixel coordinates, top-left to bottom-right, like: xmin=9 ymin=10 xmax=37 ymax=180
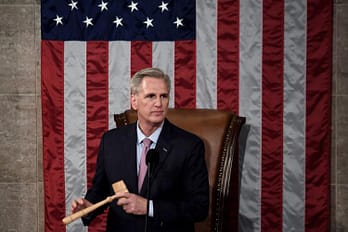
xmin=130 ymin=67 xmax=171 ymax=94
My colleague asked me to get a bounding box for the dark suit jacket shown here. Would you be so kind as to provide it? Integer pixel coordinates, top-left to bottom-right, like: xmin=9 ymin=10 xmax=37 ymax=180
xmin=83 ymin=119 xmax=209 ymax=232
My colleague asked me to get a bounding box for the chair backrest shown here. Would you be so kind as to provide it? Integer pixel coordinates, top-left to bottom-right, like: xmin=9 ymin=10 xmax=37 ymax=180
xmin=114 ymin=108 xmax=245 ymax=232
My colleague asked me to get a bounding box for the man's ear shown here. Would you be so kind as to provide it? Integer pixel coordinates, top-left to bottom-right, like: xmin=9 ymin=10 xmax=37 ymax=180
xmin=130 ymin=94 xmax=137 ymax=110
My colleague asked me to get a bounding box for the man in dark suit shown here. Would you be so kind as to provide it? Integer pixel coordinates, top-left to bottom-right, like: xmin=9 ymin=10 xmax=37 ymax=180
xmin=71 ymin=67 xmax=209 ymax=232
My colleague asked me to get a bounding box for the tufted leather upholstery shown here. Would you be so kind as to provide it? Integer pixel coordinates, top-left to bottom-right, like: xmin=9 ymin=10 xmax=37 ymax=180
xmin=114 ymin=108 xmax=245 ymax=232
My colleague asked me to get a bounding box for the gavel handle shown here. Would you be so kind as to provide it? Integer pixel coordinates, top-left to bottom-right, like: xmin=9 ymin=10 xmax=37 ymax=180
xmin=62 ymin=195 xmax=117 ymax=225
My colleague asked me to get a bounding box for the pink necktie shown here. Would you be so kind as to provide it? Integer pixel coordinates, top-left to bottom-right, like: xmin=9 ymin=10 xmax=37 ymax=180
xmin=138 ymin=138 xmax=152 ymax=192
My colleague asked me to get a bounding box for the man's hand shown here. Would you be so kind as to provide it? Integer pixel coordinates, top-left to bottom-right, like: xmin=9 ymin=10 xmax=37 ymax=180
xmin=116 ymin=192 xmax=147 ymax=215
xmin=70 ymin=198 xmax=93 ymax=214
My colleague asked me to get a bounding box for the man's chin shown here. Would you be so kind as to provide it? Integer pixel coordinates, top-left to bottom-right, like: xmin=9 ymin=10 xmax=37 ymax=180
xmin=151 ymin=111 xmax=166 ymax=117
xmin=150 ymin=115 xmax=165 ymax=124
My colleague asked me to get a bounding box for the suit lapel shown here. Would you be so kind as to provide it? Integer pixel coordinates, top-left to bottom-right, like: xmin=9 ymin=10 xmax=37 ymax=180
xmin=123 ymin=123 xmax=138 ymax=194
xmin=141 ymin=120 xmax=174 ymax=195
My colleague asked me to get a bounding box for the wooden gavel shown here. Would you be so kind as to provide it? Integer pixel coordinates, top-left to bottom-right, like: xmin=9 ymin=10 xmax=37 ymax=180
xmin=62 ymin=180 xmax=128 ymax=225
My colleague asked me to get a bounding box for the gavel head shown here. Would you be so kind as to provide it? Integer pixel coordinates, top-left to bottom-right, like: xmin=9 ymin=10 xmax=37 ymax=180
xmin=112 ymin=180 xmax=129 ymax=194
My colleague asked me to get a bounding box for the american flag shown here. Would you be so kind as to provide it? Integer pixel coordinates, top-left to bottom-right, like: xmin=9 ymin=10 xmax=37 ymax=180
xmin=41 ymin=0 xmax=332 ymax=232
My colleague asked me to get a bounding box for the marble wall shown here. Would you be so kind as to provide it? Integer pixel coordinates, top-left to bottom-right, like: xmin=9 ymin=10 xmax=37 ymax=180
xmin=0 ymin=0 xmax=346 ymax=231
xmin=0 ymin=0 xmax=43 ymax=231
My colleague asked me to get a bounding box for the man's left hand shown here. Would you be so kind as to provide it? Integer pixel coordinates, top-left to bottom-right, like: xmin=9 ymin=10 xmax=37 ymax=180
xmin=115 ymin=192 xmax=147 ymax=215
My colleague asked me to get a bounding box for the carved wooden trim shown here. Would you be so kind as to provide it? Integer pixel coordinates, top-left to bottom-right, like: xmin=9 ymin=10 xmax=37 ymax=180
xmin=114 ymin=112 xmax=129 ymax=127
xmin=212 ymin=114 xmax=245 ymax=232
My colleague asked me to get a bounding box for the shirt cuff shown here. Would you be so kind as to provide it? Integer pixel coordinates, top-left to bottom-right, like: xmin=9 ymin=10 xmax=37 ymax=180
xmin=149 ymin=200 xmax=154 ymax=217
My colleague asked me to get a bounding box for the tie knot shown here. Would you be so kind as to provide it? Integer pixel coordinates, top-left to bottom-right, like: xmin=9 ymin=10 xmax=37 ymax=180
xmin=142 ymin=138 xmax=152 ymax=147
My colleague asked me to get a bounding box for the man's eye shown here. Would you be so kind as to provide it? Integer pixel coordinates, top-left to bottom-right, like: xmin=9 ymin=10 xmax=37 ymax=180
xmin=161 ymin=94 xmax=168 ymax=99
xmin=147 ymin=94 xmax=156 ymax=98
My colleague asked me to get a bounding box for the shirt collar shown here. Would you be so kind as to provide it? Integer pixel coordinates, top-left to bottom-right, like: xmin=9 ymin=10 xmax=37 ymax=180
xmin=136 ymin=120 xmax=164 ymax=145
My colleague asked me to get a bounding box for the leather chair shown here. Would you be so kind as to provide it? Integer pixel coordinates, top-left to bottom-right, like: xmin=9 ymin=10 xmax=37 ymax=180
xmin=114 ymin=108 xmax=246 ymax=232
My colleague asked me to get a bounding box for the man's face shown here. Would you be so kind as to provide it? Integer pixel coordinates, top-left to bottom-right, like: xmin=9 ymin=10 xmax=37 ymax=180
xmin=131 ymin=76 xmax=169 ymax=128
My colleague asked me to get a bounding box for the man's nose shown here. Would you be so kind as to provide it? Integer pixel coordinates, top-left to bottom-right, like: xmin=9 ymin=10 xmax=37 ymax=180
xmin=154 ymin=96 xmax=163 ymax=106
